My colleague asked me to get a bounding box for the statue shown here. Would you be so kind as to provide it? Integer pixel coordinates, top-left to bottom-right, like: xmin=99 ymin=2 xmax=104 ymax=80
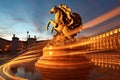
xmin=58 ymin=4 xmax=74 ymax=27
xmin=35 ymin=5 xmax=92 ymax=80
xmin=45 ymin=4 xmax=82 ymax=46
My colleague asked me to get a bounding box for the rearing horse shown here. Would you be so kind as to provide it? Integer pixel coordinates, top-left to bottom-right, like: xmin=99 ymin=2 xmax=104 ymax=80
xmin=45 ymin=6 xmax=68 ymax=33
xmin=45 ymin=6 xmax=82 ymax=39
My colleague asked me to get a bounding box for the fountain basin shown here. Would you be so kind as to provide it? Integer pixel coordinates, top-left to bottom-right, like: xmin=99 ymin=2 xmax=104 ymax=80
xmin=35 ymin=50 xmax=93 ymax=80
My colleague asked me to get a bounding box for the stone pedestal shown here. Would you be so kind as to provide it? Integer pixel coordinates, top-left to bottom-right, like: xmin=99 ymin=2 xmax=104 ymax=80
xmin=35 ymin=50 xmax=92 ymax=80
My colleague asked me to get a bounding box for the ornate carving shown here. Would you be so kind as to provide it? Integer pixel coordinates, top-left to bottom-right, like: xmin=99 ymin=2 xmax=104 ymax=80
xmin=46 ymin=4 xmax=82 ymax=46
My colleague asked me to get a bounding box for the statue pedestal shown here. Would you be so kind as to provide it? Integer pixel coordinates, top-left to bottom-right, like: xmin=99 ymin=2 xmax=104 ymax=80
xmin=35 ymin=3 xmax=85 ymax=80
xmin=35 ymin=50 xmax=93 ymax=80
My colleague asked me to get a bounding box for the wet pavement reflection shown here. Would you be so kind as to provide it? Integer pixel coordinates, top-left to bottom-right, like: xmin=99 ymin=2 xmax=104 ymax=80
xmin=0 ymin=51 xmax=120 ymax=80
xmin=10 ymin=63 xmax=120 ymax=80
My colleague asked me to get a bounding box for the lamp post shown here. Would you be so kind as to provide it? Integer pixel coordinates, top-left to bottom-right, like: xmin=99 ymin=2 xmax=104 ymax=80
xmin=27 ymin=31 xmax=29 ymax=39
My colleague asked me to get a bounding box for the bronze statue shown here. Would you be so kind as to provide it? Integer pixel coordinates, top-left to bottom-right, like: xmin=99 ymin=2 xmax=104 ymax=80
xmin=58 ymin=4 xmax=74 ymax=27
xmin=45 ymin=4 xmax=82 ymax=46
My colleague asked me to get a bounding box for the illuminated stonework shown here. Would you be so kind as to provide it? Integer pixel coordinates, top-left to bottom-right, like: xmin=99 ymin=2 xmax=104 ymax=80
xmin=35 ymin=4 xmax=92 ymax=80
xmin=78 ymin=27 xmax=120 ymax=52
xmin=35 ymin=51 xmax=92 ymax=80
xmin=45 ymin=4 xmax=82 ymax=46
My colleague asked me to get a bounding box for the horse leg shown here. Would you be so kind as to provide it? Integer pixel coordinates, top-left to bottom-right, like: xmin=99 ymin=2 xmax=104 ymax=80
xmin=50 ymin=27 xmax=54 ymax=33
xmin=45 ymin=20 xmax=51 ymax=30
xmin=50 ymin=20 xmax=57 ymax=28
xmin=46 ymin=19 xmax=57 ymax=30
xmin=49 ymin=20 xmax=58 ymax=33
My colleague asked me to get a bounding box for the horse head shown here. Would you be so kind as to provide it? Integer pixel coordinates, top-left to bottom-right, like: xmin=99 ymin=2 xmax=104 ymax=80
xmin=50 ymin=6 xmax=58 ymax=14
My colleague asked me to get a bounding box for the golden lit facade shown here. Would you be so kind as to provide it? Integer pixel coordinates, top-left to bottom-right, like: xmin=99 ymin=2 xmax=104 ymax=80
xmin=35 ymin=27 xmax=120 ymax=80
xmin=86 ymin=53 xmax=120 ymax=70
xmin=79 ymin=27 xmax=120 ymax=52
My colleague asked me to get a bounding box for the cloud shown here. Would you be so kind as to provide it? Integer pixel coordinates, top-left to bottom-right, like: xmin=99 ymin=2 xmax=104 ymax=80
xmin=37 ymin=31 xmax=53 ymax=40
xmin=0 ymin=26 xmax=8 ymax=30
xmin=0 ymin=31 xmax=13 ymax=40
xmin=12 ymin=17 xmax=28 ymax=23
xmin=25 ymin=0 xmax=52 ymax=33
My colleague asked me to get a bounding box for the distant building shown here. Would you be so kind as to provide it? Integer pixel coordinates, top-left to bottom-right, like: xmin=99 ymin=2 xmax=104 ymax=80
xmin=0 ymin=38 xmax=11 ymax=53
xmin=0 ymin=34 xmax=38 ymax=54
xmin=11 ymin=34 xmax=19 ymax=52
xmin=27 ymin=35 xmax=37 ymax=48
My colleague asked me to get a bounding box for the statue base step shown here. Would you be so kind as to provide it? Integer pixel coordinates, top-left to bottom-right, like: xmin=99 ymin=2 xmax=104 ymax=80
xmin=35 ymin=50 xmax=93 ymax=80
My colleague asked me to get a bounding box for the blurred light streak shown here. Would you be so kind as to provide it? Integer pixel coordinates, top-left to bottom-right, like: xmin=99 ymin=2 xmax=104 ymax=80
xmin=0 ymin=6 xmax=120 ymax=80
xmin=44 ymin=40 xmax=94 ymax=51
xmin=68 ymin=7 xmax=120 ymax=36
xmin=0 ymin=48 xmax=41 ymax=80
xmin=83 ymin=6 xmax=120 ymax=29
xmin=81 ymin=20 xmax=120 ymax=36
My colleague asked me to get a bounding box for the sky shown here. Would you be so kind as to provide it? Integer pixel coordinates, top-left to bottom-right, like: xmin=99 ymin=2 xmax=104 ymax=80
xmin=0 ymin=0 xmax=120 ymax=41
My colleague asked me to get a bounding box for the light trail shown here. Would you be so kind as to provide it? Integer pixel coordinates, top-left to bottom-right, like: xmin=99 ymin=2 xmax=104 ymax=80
xmin=0 ymin=46 xmax=42 ymax=80
xmin=79 ymin=19 xmax=120 ymax=36
xmin=44 ymin=40 xmax=95 ymax=50
xmin=83 ymin=6 xmax=120 ymax=29
xmin=2 ymin=58 xmax=38 ymax=80
xmin=0 ymin=36 xmax=109 ymax=79
xmin=0 ymin=7 xmax=120 ymax=80
xmin=68 ymin=6 xmax=120 ymax=36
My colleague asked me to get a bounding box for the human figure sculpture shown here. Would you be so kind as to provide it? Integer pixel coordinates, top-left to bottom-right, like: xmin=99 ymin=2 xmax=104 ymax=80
xmin=58 ymin=4 xmax=74 ymax=27
xmin=58 ymin=4 xmax=82 ymax=37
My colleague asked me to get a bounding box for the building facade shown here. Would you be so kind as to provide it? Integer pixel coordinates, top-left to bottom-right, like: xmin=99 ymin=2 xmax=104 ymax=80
xmin=78 ymin=27 xmax=120 ymax=52
xmin=0 ymin=34 xmax=37 ymax=54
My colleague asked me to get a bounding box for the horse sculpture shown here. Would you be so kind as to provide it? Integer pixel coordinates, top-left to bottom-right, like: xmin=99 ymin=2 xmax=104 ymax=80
xmin=46 ymin=5 xmax=82 ymax=39
xmin=46 ymin=6 xmax=65 ymax=32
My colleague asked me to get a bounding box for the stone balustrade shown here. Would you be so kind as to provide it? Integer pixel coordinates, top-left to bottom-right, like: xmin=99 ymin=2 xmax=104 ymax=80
xmin=79 ymin=27 xmax=120 ymax=52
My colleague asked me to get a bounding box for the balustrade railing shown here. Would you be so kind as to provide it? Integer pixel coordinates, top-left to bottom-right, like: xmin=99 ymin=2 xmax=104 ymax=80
xmin=86 ymin=53 xmax=120 ymax=70
xmin=79 ymin=27 xmax=120 ymax=52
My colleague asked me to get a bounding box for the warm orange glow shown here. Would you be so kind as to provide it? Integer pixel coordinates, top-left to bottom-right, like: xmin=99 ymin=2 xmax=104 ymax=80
xmin=110 ymin=31 xmax=113 ymax=35
xmin=49 ymin=46 xmax=53 ymax=50
xmin=106 ymin=33 xmax=109 ymax=36
xmin=93 ymin=37 xmax=95 ymax=40
xmin=68 ymin=7 xmax=120 ymax=36
xmin=49 ymin=51 xmax=53 ymax=55
xmin=119 ymin=28 xmax=120 ymax=32
xmin=6 ymin=45 xmax=9 ymax=48
xmin=96 ymin=36 xmax=99 ymax=39
xmin=103 ymin=34 xmax=105 ymax=37
xmin=0 ymin=28 xmax=120 ymax=80
xmin=4 ymin=48 xmax=8 ymax=51
xmin=0 ymin=48 xmax=41 ymax=80
xmin=114 ymin=29 xmax=118 ymax=33
xmin=83 ymin=7 xmax=120 ymax=30
xmin=100 ymin=35 xmax=102 ymax=38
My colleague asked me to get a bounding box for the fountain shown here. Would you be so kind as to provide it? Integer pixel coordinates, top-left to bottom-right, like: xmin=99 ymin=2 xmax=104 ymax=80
xmin=35 ymin=4 xmax=93 ymax=80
